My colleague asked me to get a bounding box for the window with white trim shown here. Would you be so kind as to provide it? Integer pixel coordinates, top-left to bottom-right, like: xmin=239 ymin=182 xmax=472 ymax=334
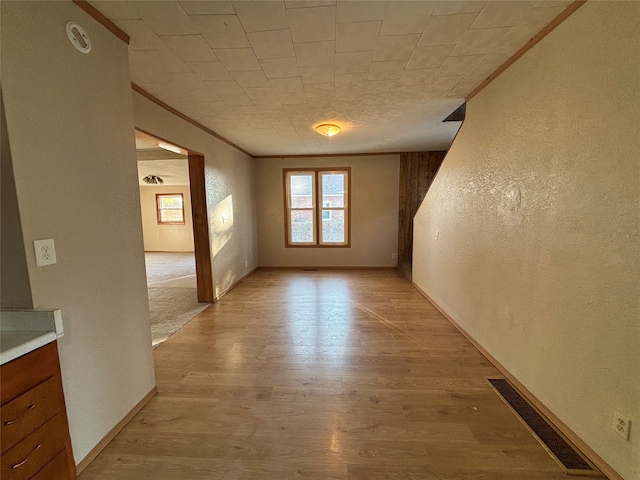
xmin=284 ymin=168 xmax=350 ymax=247
xmin=156 ymin=193 xmax=185 ymax=225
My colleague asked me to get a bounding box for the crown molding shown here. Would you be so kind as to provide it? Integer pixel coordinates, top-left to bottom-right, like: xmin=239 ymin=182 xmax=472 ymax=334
xmin=132 ymin=84 xmax=253 ymax=158
xmin=72 ymin=0 xmax=130 ymax=44
xmin=466 ymin=1 xmax=587 ymax=101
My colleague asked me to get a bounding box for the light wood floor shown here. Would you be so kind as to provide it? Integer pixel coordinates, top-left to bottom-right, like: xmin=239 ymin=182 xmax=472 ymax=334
xmin=79 ymin=269 xmax=595 ymax=480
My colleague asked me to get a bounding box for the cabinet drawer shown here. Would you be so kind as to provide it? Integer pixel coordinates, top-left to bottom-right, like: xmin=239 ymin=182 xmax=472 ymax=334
xmin=0 ymin=343 xmax=60 ymax=405
xmin=30 ymin=449 xmax=71 ymax=480
xmin=1 ymin=376 xmax=60 ymax=454
xmin=1 ymin=414 xmax=65 ymax=480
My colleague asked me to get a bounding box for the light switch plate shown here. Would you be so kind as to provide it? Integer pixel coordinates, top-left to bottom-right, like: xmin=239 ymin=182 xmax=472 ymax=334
xmin=34 ymin=239 xmax=57 ymax=267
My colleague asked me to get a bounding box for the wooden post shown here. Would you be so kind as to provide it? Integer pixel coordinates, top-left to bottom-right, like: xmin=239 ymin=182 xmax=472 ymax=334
xmin=188 ymin=154 xmax=214 ymax=303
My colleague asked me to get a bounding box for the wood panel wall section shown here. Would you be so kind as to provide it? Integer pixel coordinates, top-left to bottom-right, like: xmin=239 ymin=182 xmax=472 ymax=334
xmin=398 ymin=151 xmax=446 ymax=264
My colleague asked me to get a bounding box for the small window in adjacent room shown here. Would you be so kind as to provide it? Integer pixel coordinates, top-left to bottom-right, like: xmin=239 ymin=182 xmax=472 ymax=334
xmin=284 ymin=168 xmax=350 ymax=247
xmin=156 ymin=194 xmax=185 ymax=225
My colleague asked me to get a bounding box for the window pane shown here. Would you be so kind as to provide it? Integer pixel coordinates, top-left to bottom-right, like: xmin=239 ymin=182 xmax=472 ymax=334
xmin=322 ymin=210 xmax=344 ymax=243
xmin=160 ymin=209 xmax=184 ymax=223
xmin=283 ymin=168 xmax=349 ymax=247
xmin=291 ymin=209 xmax=314 ymax=243
xmin=321 ymin=173 xmax=344 ymax=207
xmin=160 ymin=196 xmax=182 ymax=210
xmin=290 ymin=174 xmax=313 ymax=208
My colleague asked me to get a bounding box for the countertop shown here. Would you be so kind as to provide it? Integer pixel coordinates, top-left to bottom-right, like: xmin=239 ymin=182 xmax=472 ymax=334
xmin=0 ymin=309 xmax=64 ymax=365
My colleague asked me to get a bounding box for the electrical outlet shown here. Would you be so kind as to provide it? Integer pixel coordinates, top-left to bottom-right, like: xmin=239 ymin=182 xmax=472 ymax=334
xmin=613 ymin=411 xmax=631 ymax=440
xmin=245 ymin=260 xmax=249 ymax=268
xmin=34 ymin=239 xmax=57 ymax=267
xmin=391 ymin=253 xmax=397 ymax=260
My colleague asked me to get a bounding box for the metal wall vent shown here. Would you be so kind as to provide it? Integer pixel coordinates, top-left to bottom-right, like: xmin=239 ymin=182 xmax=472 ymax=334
xmin=487 ymin=378 xmax=602 ymax=476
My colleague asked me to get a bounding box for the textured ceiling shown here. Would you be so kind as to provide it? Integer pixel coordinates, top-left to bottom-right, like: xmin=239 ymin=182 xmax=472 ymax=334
xmin=90 ymin=0 xmax=572 ymax=156
xmin=135 ymin=137 xmax=158 ymax=149
xmin=136 ymin=132 xmax=189 ymax=185
xmin=137 ymin=158 xmax=190 ymax=185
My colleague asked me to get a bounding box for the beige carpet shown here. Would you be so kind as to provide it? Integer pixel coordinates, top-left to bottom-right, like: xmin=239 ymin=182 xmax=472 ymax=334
xmin=144 ymin=252 xmax=210 ymax=347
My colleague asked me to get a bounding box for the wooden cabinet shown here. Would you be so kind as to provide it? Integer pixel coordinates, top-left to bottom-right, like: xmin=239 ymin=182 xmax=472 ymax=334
xmin=1 ymin=342 xmax=76 ymax=479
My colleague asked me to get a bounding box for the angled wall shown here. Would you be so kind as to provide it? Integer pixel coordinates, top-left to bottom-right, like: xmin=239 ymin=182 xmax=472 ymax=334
xmin=413 ymin=3 xmax=639 ymax=478
xmin=1 ymin=0 xmax=155 ymax=464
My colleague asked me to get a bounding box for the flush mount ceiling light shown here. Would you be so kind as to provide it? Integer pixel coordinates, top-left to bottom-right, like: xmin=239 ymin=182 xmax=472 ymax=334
xmin=143 ymin=175 xmax=164 ymax=185
xmin=315 ymin=124 xmax=341 ymax=137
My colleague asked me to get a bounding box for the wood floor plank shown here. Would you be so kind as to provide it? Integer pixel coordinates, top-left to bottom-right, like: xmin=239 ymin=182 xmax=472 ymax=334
xmin=79 ymin=269 xmax=598 ymax=479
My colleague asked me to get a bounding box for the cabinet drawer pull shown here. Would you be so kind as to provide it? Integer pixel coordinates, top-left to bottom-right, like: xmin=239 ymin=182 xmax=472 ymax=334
xmin=11 ymin=444 xmax=42 ymax=469
xmin=5 ymin=404 xmax=36 ymax=425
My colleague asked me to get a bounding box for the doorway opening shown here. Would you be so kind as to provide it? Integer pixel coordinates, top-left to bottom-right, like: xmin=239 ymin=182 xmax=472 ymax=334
xmin=135 ymin=129 xmax=213 ymax=347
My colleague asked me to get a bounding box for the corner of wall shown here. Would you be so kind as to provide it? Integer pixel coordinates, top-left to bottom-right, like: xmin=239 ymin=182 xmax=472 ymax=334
xmin=0 ymin=89 xmax=33 ymax=309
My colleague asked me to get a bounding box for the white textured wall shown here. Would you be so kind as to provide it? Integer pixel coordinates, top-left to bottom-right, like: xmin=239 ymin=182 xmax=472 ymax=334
xmin=140 ymin=185 xmax=195 ymax=252
xmin=132 ymin=93 xmax=258 ymax=298
xmin=1 ymin=1 xmax=156 ymax=464
xmin=256 ymin=155 xmax=399 ymax=267
xmin=413 ymin=3 xmax=639 ymax=479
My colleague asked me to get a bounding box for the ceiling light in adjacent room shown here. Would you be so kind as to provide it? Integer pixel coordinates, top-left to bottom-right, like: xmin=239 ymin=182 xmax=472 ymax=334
xmin=315 ymin=124 xmax=341 ymax=137
xmin=143 ymin=175 xmax=164 ymax=185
